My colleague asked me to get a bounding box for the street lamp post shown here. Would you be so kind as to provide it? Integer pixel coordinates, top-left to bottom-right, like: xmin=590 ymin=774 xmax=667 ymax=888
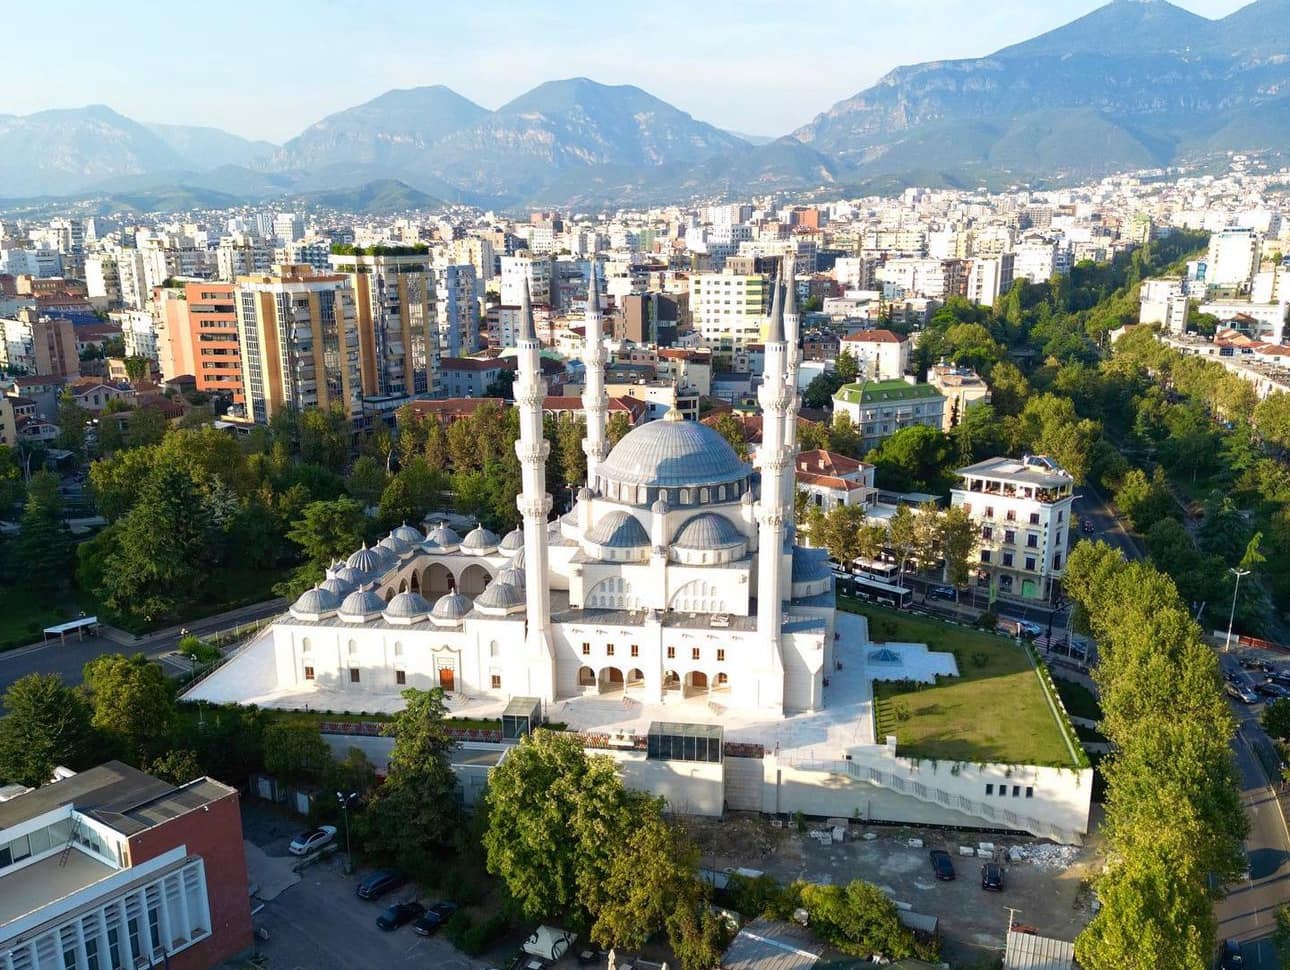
xmin=1224 ymin=568 xmax=1251 ymax=652
xmin=337 ymin=791 xmax=357 ymax=874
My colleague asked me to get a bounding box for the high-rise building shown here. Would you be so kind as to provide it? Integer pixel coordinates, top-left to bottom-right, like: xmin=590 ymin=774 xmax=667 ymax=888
xmin=967 ymin=253 xmax=1015 ymax=307
xmin=330 ymin=252 xmax=440 ymax=405
xmin=433 ymin=264 xmax=479 ymax=357
xmin=1206 ymin=226 xmax=1261 ymax=290
xmin=158 ymin=283 xmax=244 ymax=403
xmin=234 ymin=265 xmax=361 ymax=424
xmin=500 ymin=255 xmax=555 ymax=310
xmin=0 ymin=309 xmax=79 ymax=378
xmin=688 ymin=271 xmax=770 ymax=355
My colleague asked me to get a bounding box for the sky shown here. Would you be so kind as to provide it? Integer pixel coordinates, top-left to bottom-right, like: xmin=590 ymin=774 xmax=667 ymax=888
xmin=2 ymin=0 xmax=1253 ymax=143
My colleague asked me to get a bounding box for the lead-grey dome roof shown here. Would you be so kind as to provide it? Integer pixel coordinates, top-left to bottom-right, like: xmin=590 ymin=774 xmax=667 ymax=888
xmin=792 ymin=546 xmax=832 ymax=583
xmin=496 ymin=565 xmax=526 ymax=589
xmin=385 ymin=591 xmax=433 ymax=620
xmin=462 ymin=525 xmax=499 ymax=551
xmin=598 ymin=416 xmax=748 ymax=490
xmin=500 ymin=528 xmax=524 ymax=553
xmin=347 ymin=544 xmax=387 ymax=574
xmin=672 ymin=513 xmax=744 ymax=549
xmin=333 ymin=565 xmax=370 ymax=587
xmin=339 ymin=587 xmax=387 ymax=620
xmin=587 ymin=510 xmax=650 ymax=548
xmin=391 ymin=523 xmax=425 ymax=546
xmin=377 ymin=534 xmax=413 ymax=559
xmin=427 ymin=524 xmax=461 ymax=548
xmin=431 ymin=592 xmax=473 ymax=621
xmin=475 ymin=581 xmax=524 ymax=611
xmin=292 ymin=586 xmax=340 ymax=616
xmin=319 ymin=577 xmax=353 ymax=598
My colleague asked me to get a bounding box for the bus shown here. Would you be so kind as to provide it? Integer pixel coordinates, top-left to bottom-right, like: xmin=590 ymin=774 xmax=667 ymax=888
xmin=850 ymin=557 xmax=900 ymax=582
xmin=849 ymin=575 xmax=913 ymax=609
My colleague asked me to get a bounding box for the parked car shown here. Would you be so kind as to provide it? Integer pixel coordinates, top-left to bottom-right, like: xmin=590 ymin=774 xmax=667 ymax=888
xmin=376 ymin=900 xmax=425 ymax=931
xmin=1238 ymin=658 xmax=1261 ymax=670
xmin=412 ymin=901 xmax=459 ymax=936
xmin=1081 ymin=520 xmax=1095 ymax=534
xmin=1220 ymin=938 xmax=1244 ymax=969
xmin=287 ymin=825 xmax=337 ymax=856
xmin=929 ymin=849 xmax=956 ymax=881
xmin=356 ymin=869 xmax=406 ymax=900
xmin=1227 ymin=683 xmax=1259 ymax=704
xmin=981 ymin=862 xmax=1005 ymax=891
xmin=926 ymin=585 xmax=955 ymax=601
xmin=1269 ymin=671 xmax=1290 ymax=688
xmin=1256 ymin=681 xmax=1288 ymax=699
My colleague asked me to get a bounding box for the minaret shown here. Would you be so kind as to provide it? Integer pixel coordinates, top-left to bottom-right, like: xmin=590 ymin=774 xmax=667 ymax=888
xmin=781 ymin=255 xmax=802 ymax=529
xmin=513 ymin=279 xmax=556 ymax=694
xmin=757 ymin=277 xmax=792 ymax=646
xmin=581 ymin=262 xmax=608 ymax=490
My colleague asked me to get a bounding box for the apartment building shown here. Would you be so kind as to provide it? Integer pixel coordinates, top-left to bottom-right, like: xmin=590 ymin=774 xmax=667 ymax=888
xmin=795 ymin=449 xmax=877 ymax=511
xmin=928 ymin=364 xmax=991 ymax=430
xmin=500 ymin=255 xmax=555 ymax=309
xmin=967 ymin=253 xmax=1014 ymax=307
xmin=688 ymin=271 xmax=770 ymax=355
xmin=0 ymin=310 xmax=79 ymax=379
xmin=158 ymin=283 xmax=244 ymax=403
xmin=832 ymin=379 xmax=945 ymax=451
xmin=1207 ymin=226 xmax=1261 ymax=290
xmin=438 ymin=356 xmax=515 ymax=399
xmin=838 ymin=329 xmax=911 ymax=380
xmin=234 ymin=265 xmax=361 ymax=424
xmin=1139 ymin=277 xmax=1189 ymax=333
xmin=433 ymin=264 xmax=479 ymax=357
xmin=951 ymin=455 xmax=1075 ymax=603
xmin=330 ymin=252 xmax=440 ymax=405
xmin=0 ymin=761 xmax=252 ymax=970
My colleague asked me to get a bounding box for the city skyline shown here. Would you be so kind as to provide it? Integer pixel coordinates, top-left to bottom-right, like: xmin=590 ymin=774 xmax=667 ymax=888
xmin=3 ymin=0 xmax=1251 ymax=143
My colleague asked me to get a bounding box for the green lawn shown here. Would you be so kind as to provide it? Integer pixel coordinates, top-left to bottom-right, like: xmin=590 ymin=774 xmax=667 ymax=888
xmin=844 ymin=600 xmax=1079 ymax=767
xmin=0 ymin=589 xmax=88 ymax=650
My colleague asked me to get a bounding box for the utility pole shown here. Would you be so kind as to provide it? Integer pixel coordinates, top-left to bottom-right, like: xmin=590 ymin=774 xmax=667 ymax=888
xmin=337 ymin=791 xmax=357 ymax=874
xmin=1224 ymin=567 xmax=1250 ymax=652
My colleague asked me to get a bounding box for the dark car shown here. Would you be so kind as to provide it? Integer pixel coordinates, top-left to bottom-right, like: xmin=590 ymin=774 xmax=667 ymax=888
xmin=1270 ymin=671 xmax=1290 ymax=688
xmin=1082 ymin=520 xmax=1095 ymax=534
xmin=1256 ymin=681 xmax=1287 ymax=699
xmin=376 ymin=900 xmax=425 ymax=931
xmin=357 ymin=869 xmax=406 ymax=900
xmin=981 ymin=862 xmax=1005 ymax=891
xmin=929 ymin=849 xmax=955 ymax=881
xmin=1220 ymin=938 xmax=1244 ymax=969
xmin=926 ymin=584 xmax=955 ymax=601
xmin=412 ymin=901 xmax=459 ymax=936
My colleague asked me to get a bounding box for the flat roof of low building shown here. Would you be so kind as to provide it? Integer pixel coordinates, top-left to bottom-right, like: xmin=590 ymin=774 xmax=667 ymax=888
xmin=956 ymin=456 xmax=1072 ymax=488
xmin=0 ymin=850 xmax=115 ymax=927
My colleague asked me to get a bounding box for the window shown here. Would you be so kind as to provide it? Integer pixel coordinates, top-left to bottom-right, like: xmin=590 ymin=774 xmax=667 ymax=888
xmin=349 ymin=668 xmax=361 ymax=683
xmin=304 ymin=666 xmax=315 ymax=680
xmin=1025 ymin=786 xmax=1034 ymax=798
xmin=630 ymin=644 xmax=639 ymax=657
xmin=1025 ymin=557 xmax=1036 ymax=571
xmin=1029 ymin=512 xmax=1040 ymax=525
xmin=984 ymin=506 xmax=993 ymax=519
xmin=490 ymin=640 xmax=499 ymax=657
xmin=667 ymin=646 xmax=676 ymax=659
xmin=1012 ymin=785 xmax=1021 ymax=797
xmin=1006 ymin=510 xmax=1016 ymax=522
xmin=1004 ymin=529 xmax=1015 ymax=544
xmin=1053 ymin=552 xmax=1063 ymax=570
xmin=582 ymin=642 xmax=591 ymax=656
xmin=607 ymin=643 xmax=616 ymax=656
xmin=692 ymin=647 xmax=701 ymax=660
xmin=985 ymin=783 xmax=994 ymax=795
xmin=980 ymin=550 xmax=991 ymax=563
xmin=999 ymin=787 xmax=1008 ymax=798
xmin=302 ymin=637 xmax=311 ymax=653
xmin=491 ymin=674 xmax=501 ymax=689
xmin=347 ymin=639 xmax=357 ymax=655
xmin=394 ymin=642 xmax=403 ymax=656
xmin=1026 ymin=534 xmax=1038 ymax=548
xmin=981 ymin=526 xmax=993 ymax=540
xmin=395 ymin=670 xmax=406 ymax=685
xmin=680 ymin=488 xmax=691 ymax=503
xmin=717 ymin=648 xmax=725 ymax=662
xmin=1057 ymin=510 xmax=1064 ymax=523
xmin=1002 ymin=552 xmax=1013 ymax=567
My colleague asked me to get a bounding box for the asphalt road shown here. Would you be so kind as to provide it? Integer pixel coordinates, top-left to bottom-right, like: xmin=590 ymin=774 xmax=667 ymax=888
xmin=0 ymin=598 xmax=285 ymax=698
xmin=1215 ymin=652 xmax=1290 ymax=966
xmin=1073 ymin=483 xmax=1144 ymax=563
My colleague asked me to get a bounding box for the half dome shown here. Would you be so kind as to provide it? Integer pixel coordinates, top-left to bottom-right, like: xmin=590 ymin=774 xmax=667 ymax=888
xmin=672 ymin=513 xmax=745 ymax=550
xmin=587 ymin=510 xmax=650 ymax=549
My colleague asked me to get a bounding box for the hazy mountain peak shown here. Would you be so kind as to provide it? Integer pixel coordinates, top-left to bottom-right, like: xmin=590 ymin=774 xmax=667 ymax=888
xmin=994 ymin=0 xmax=1211 ymax=57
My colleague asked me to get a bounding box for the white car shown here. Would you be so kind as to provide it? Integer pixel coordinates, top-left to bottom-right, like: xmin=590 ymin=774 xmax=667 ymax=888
xmin=288 ymin=825 xmax=337 ymax=856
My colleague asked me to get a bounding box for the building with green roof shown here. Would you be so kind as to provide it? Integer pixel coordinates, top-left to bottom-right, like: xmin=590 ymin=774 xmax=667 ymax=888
xmin=832 ymin=379 xmax=945 ymax=450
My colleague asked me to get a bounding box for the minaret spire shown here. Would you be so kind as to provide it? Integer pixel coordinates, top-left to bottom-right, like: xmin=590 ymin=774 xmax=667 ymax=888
xmin=781 ymin=254 xmax=802 ymax=534
xmin=757 ymin=275 xmax=792 ymax=652
xmin=581 ymin=262 xmax=608 ymax=490
xmin=514 ymin=277 xmax=556 ymax=696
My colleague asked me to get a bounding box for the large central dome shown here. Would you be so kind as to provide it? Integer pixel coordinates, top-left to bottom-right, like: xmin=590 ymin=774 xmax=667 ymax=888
xmin=598 ymin=415 xmax=750 ymax=491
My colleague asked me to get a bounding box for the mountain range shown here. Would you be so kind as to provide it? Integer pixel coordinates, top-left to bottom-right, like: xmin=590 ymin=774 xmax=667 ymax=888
xmin=3 ymin=0 xmax=1289 ymax=212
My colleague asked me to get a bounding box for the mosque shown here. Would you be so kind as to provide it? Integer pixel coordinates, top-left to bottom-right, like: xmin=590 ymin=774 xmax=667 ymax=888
xmin=271 ymin=261 xmax=836 ymax=715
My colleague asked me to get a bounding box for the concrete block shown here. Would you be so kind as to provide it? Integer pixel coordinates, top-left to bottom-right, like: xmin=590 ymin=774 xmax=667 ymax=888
xmin=958 ymin=846 xmax=976 ymax=857
xmin=907 ymin=837 xmax=924 ymax=848
xmin=976 ymin=848 xmax=993 ymax=858
xmin=831 ymin=827 xmax=845 ymax=842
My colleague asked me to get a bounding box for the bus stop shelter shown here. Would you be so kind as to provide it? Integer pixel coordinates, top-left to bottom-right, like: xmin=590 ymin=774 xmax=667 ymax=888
xmin=42 ymin=616 xmax=99 ymax=642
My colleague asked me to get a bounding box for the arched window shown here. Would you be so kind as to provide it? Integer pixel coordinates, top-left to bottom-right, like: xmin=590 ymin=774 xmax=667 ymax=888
xmin=680 ymin=488 xmax=691 ymax=504
xmin=577 ymin=666 xmax=596 ymax=686
xmin=490 ymin=640 xmax=499 ymax=657
xmin=700 ymin=488 xmax=709 ymax=503
xmin=393 ymin=641 xmax=403 ymax=656
xmin=301 ymin=637 xmax=312 ymax=653
xmin=637 ymin=485 xmax=648 ymax=503
xmin=347 ymin=639 xmax=357 ymax=655
xmin=717 ymin=485 xmax=726 ymax=501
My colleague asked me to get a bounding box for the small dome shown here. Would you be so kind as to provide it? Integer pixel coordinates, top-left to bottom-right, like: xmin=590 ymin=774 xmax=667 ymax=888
xmin=391 ymin=523 xmax=425 ymax=546
xmin=427 ymin=523 xmax=461 ymax=548
xmin=672 ymin=513 xmax=744 ymax=550
xmin=474 ymin=580 xmax=524 ymax=612
xmin=496 ymin=565 xmax=526 ymax=589
xmin=333 ymin=565 xmax=370 ymax=587
xmin=792 ymin=546 xmax=833 ymax=584
xmin=461 ymin=525 xmax=500 ymax=552
xmin=500 ymin=528 xmax=525 ymax=553
xmin=431 ymin=592 xmax=473 ymax=622
xmin=377 ymin=534 xmax=413 ymax=559
xmin=385 ymin=591 xmax=433 ymax=622
xmin=338 ymin=587 xmax=387 ymax=622
xmin=291 ymin=586 xmax=340 ymax=617
xmin=347 ymin=544 xmax=386 ymax=574
xmin=319 ymin=577 xmax=353 ymax=598
xmin=587 ymin=510 xmax=650 ymax=549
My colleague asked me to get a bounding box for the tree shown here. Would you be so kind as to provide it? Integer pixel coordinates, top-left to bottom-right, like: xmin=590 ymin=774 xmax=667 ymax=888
xmin=555 ymin=414 xmax=587 ymax=487
xmin=82 ymin=654 xmax=175 ymax=762
xmin=379 ymin=457 xmax=445 ymax=525
xmin=346 ymin=455 xmax=388 ymax=508
xmin=262 ymin=721 xmax=332 ymax=784
xmin=297 ymin=404 xmax=351 ymax=468
xmin=1253 ymin=392 xmax=1290 ymax=451
xmin=283 ymin=497 xmax=367 ymax=591
xmin=814 ymin=503 xmax=868 ymax=566
xmin=666 ymin=900 xmax=729 ymax=970
xmin=0 ymin=445 xmax=24 ymax=513
xmin=484 ymin=729 xmax=643 ymax=923
xmin=988 ymin=360 xmax=1030 ymax=416
xmin=887 ymin=504 xmax=919 ymax=584
xmin=950 ymin=403 xmax=1003 ymax=465
xmin=592 ymin=809 xmax=699 ymax=949
xmin=865 ymin=425 xmax=950 ymax=493
xmin=8 ymin=470 xmax=72 ymax=591
xmin=606 ymin=412 xmax=631 ymax=447
xmin=1114 ymin=467 xmax=1176 ymax=534
xmin=0 ymin=674 xmax=97 ymax=786
xmin=937 ymin=505 xmax=977 ymax=590
xmin=364 ymin=688 xmax=462 ymax=867
xmin=123 ymin=355 xmax=150 ymax=381
xmin=827 ymin=413 xmax=862 ymax=457
xmin=55 ymin=392 xmax=90 ymax=457
xmin=1263 ymin=699 xmax=1290 ymax=741
xmin=798 ymin=880 xmax=920 ymax=960
xmin=147 ymin=749 xmax=203 ymax=786
xmin=126 ymin=406 xmax=170 ymax=449
xmin=708 ymin=414 xmax=749 ymax=460
xmin=835 ymin=349 xmax=860 ymax=383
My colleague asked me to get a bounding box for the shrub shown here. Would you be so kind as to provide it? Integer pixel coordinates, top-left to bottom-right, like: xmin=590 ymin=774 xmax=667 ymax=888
xmin=444 ymin=910 xmax=509 ymax=956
